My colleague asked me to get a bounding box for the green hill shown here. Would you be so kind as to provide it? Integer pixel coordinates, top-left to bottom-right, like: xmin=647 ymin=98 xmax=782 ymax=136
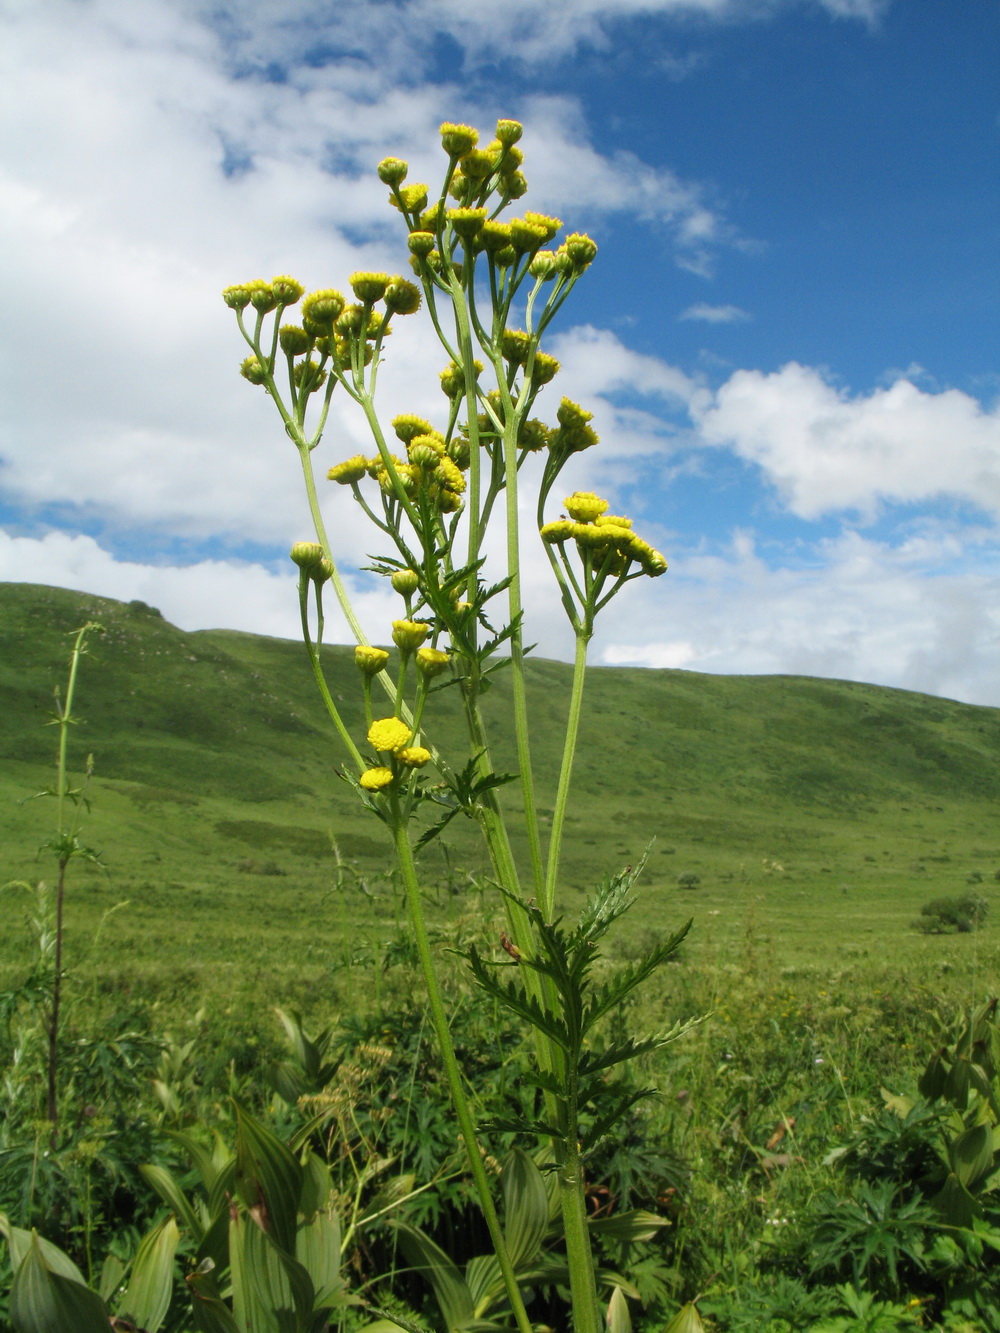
xmin=2 ymin=581 xmax=998 ymax=1009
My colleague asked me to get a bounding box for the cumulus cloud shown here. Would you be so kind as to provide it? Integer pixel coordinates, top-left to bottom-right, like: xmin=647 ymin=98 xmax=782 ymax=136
xmin=693 ymin=363 xmax=1000 ymax=520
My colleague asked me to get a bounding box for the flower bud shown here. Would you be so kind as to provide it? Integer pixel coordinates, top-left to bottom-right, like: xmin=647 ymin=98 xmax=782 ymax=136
xmin=562 ymin=232 xmax=598 ymax=268
xmin=222 ymin=283 xmax=252 ymax=310
xmin=418 ymin=201 xmax=443 ymax=232
xmin=532 ymin=352 xmax=560 ymax=385
xmin=501 ymin=329 xmax=531 ymax=365
xmin=597 ymin=514 xmax=632 ymax=529
xmin=495 ymin=119 xmax=523 ymax=146
xmin=509 ymin=218 xmax=547 ymax=253
xmin=392 ymin=619 xmax=429 ymax=652
xmin=440 ymin=122 xmax=479 ymax=157
xmin=435 ymin=455 xmax=466 ymax=493
xmin=368 ymin=716 xmax=413 ymax=753
xmin=377 ymin=462 xmax=417 ymax=495
xmin=446 ymin=436 xmax=471 ymax=469
xmin=359 ymin=767 xmax=395 ymax=791
xmin=410 ymin=442 xmax=440 ymax=467
xmin=271 ymin=275 xmax=304 ymax=304
xmin=504 ymin=171 xmax=528 ymax=200
xmin=293 ymin=359 xmax=327 ymax=392
xmin=440 ymin=359 xmax=481 ymax=398
xmin=301 ymin=289 xmax=345 ymax=328
xmin=248 ymin=279 xmax=277 ymax=312
xmin=478 ymin=221 xmax=512 ymax=253
xmin=562 ymin=424 xmax=599 ymax=452
xmin=279 ymin=324 xmax=311 ymax=356
xmin=448 ymin=172 xmax=475 ymax=204
xmin=408 ymin=231 xmax=436 ymax=258
xmin=391 ymin=183 xmax=429 ymax=214
xmin=528 ymin=251 xmax=557 ymax=280
xmin=336 ymin=304 xmax=366 ymax=335
xmin=461 ymin=148 xmax=499 ymax=180
xmin=565 ymin=491 xmax=609 ymax=522
xmin=239 ymin=355 xmax=268 ymax=385
xmin=350 ymin=271 xmax=390 ymax=304
xmin=397 ymin=746 xmax=432 ymax=768
xmin=391 ymin=569 xmax=420 ymax=596
xmin=447 ymin=207 xmax=487 ymax=239
xmin=416 ymin=646 xmax=450 ymax=677
xmin=524 ymin=211 xmax=561 ymax=242
xmin=392 ymin=414 xmax=434 ymax=444
xmin=355 ymin=645 xmax=390 ymax=676
xmin=327 ymin=455 xmax=369 ymax=485
xmin=540 ymin=520 xmax=577 ymax=544
xmin=496 ymin=146 xmax=524 ymax=177
xmin=557 ymin=398 xmax=593 ymax=429
xmin=378 ymin=157 xmax=408 ymax=186
xmin=518 ymin=418 xmax=551 ymax=452
xmin=437 ymin=487 xmax=463 ymax=513
xmin=290 ymin=542 xmax=325 ymax=571
xmin=384 ymin=277 xmax=422 ymax=314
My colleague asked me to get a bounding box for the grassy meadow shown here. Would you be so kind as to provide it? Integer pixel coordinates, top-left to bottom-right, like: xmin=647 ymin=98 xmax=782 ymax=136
xmin=3 ymin=579 xmax=1000 ymax=1330
xmin=2 ymin=579 xmax=999 ymax=1009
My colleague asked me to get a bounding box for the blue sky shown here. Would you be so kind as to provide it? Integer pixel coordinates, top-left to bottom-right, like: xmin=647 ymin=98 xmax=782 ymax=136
xmin=1 ymin=0 xmax=998 ymax=702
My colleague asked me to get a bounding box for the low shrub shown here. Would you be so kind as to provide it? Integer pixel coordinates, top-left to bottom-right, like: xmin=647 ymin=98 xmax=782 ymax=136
xmin=913 ymin=894 xmax=988 ymax=934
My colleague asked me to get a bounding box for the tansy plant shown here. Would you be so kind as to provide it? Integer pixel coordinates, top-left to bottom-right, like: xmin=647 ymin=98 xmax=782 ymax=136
xmin=224 ymin=119 xmax=690 ymax=1333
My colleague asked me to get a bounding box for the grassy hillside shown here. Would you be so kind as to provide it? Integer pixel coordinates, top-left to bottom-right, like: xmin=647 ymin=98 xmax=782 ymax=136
xmin=2 ymin=581 xmax=998 ymax=1013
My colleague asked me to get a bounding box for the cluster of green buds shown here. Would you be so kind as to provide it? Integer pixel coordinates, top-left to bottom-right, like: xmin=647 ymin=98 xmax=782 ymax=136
xmin=222 ymin=269 xmax=424 ymax=431
xmin=327 ymin=412 xmax=470 ymax=518
xmin=540 ymin=491 xmax=667 ymax=634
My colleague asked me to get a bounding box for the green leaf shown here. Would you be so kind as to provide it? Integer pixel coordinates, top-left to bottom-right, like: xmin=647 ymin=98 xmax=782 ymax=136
xmin=930 ymin=1172 xmax=984 ymax=1228
xmin=393 ymin=1221 xmax=475 ymax=1330
xmin=117 ymin=1215 xmax=180 ymax=1333
xmin=359 ymin=1172 xmax=418 ymax=1224
xmin=0 ymin=1216 xmax=87 ymax=1286
xmin=501 ymin=1149 xmax=549 ymax=1270
xmin=9 ymin=1233 xmax=111 ymax=1333
xmin=229 ymin=1213 xmax=299 ymax=1333
xmin=298 ymin=1151 xmax=332 ymax=1219
xmin=663 ymin=1302 xmax=706 ymax=1333
xmin=234 ymin=1101 xmax=303 ymax=1256
xmin=140 ymin=1162 xmax=205 ymax=1241
xmin=296 ymin=1210 xmax=343 ymax=1307
xmin=186 ymin=1260 xmax=242 ymax=1333
xmin=588 ymin=1210 xmax=670 ymax=1243
xmin=949 ymin=1121 xmax=995 ymax=1189
xmin=607 ymin=1285 xmax=632 ymax=1333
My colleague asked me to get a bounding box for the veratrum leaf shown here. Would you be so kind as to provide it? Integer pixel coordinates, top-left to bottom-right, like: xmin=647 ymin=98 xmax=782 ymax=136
xmin=186 ymin=1260 xmax=241 ymax=1333
xmin=607 ymin=1285 xmax=632 ymax=1333
xmin=588 ymin=1210 xmax=670 ymax=1243
xmin=501 ymin=1148 xmax=549 ymax=1270
xmin=9 ymin=1233 xmax=112 ymax=1333
xmin=0 ymin=1215 xmax=87 ymax=1285
xmin=234 ymin=1101 xmax=303 ymax=1256
xmin=930 ymin=1172 xmax=984 ymax=1228
xmin=140 ymin=1163 xmax=205 ymax=1240
xmin=393 ymin=1221 xmax=475 ymax=1330
xmin=949 ymin=1121 xmax=995 ymax=1189
xmin=117 ymin=1215 xmax=180 ymax=1333
xmin=663 ymin=1302 xmax=706 ymax=1333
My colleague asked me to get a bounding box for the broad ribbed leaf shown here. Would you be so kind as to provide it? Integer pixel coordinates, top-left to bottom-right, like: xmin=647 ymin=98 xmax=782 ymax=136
xmin=930 ymin=1172 xmax=983 ymax=1228
xmin=167 ymin=1128 xmax=226 ymax=1193
xmin=0 ymin=1217 xmax=86 ymax=1285
xmin=950 ymin=1122 xmax=995 ymax=1188
xmin=117 ymin=1215 xmax=180 ymax=1333
xmin=141 ymin=1162 xmax=205 ymax=1240
xmin=297 ymin=1211 xmax=343 ymax=1306
xmin=663 ymin=1302 xmax=706 ymax=1333
xmin=607 ymin=1285 xmax=632 ymax=1333
xmin=234 ymin=1102 xmax=302 ymax=1256
xmin=588 ymin=1210 xmax=669 ymax=1243
xmin=187 ymin=1260 xmax=241 ymax=1333
xmin=394 ymin=1221 xmax=475 ymax=1330
xmin=501 ymin=1149 xmax=548 ymax=1270
xmin=230 ymin=1213 xmax=297 ymax=1333
xmin=9 ymin=1234 xmax=111 ymax=1333
xmin=298 ymin=1151 xmax=331 ymax=1219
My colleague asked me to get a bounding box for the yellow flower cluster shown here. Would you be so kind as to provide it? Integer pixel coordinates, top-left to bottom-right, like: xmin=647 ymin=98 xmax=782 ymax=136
xmin=326 ymin=413 xmax=471 ymax=513
xmin=368 ymin=716 xmax=413 ymax=753
xmin=540 ymin=493 xmax=668 ymax=578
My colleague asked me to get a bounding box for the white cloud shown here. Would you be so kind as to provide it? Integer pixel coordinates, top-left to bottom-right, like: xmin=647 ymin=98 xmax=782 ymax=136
xmin=694 ymin=363 xmax=1000 ymax=519
xmin=598 ymin=527 xmax=1000 ymax=706
xmin=680 ymin=303 xmax=752 ymax=323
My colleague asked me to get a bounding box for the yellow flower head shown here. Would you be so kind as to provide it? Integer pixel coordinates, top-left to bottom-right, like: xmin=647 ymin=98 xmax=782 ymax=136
xmin=359 ymin=767 xmax=395 ymax=791
xmin=271 ymin=275 xmax=304 ymax=304
xmin=565 ymin=492 xmax=609 ymax=523
xmin=392 ymin=414 xmax=434 ymax=444
xmin=350 ymin=271 xmax=391 ymax=304
xmin=596 ymin=514 xmax=632 ymax=529
xmin=377 ymin=157 xmax=408 ymax=186
xmin=355 ymin=645 xmax=390 ymax=676
xmin=397 ymin=746 xmax=432 ymax=768
xmin=392 ymin=619 xmax=429 ymax=652
xmin=540 ymin=520 xmax=577 ymax=545
xmin=391 ymin=569 xmax=420 ymax=596
xmin=416 ymin=646 xmax=450 ymax=677
xmin=327 ymin=455 xmax=369 ymax=485
xmin=440 ymin=122 xmax=479 ymax=157
xmin=368 ymin=717 xmax=413 ymax=753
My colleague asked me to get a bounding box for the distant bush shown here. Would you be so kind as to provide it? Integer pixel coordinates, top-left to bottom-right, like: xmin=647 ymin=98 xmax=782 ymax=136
xmin=676 ymin=872 xmax=701 ymax=889
xmin=236 ymin=857 xmax=286 ymax=876
xmin=913 ymin=893 xmax=988 ymax=934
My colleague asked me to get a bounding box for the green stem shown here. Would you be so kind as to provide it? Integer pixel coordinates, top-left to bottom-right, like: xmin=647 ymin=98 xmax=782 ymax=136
xmin=557 ymin=1129 xmax=602 ymax=1333
xmin=542 ymin=629 xmax=591 ymax=920
xmin=298 ymin=581 xmax=365 ymax=772
xmin=390 ymin=806 xmax=534 ymax=1333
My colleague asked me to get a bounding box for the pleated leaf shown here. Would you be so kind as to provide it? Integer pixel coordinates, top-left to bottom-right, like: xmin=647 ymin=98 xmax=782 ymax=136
xmin=9 ymin=1233 xmax=111 ymax=1333
xmin=117 ymin=1215 xmax=180 ymax=1333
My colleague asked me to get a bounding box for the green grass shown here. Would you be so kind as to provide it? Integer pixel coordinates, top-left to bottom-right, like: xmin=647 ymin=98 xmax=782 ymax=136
xmin=2 ymin=580 xmax=999 ymax=1020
